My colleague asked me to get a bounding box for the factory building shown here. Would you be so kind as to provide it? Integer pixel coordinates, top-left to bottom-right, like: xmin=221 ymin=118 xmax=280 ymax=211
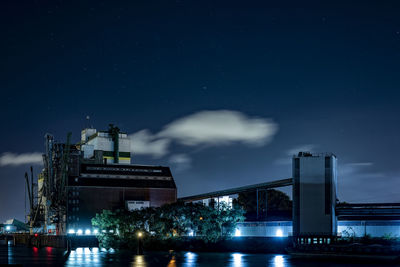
xmin=292 ymin=152 xmax=337 ymax=242
xmin=80 ymin=127 xmax=131 ymax=164
xmin=34 ymin=125 xmax=177 ymax=235
xmin=67 ymin=163 xmax=176 ymax=232
xmin=181 ymin=151 xmax=400 ymax=241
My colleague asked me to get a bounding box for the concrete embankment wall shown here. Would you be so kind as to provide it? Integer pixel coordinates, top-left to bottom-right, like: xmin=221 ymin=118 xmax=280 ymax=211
xmin=12 ymin=234 xmax=68 ymax=248
xmin=5 ymin=234 xmax=98 ymax=248
xmin=237 ymin=220 xmax=400 ymax=238
xmin=338 ymin=220 xmax=400 ymax=238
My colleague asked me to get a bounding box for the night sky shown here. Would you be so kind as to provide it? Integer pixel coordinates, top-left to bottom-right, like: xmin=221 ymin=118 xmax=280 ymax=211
xmin=1 ymin=1 xmax=400 ymax=222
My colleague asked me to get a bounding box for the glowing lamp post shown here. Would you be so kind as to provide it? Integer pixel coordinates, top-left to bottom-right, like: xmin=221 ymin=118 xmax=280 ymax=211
xmin=137 ymin=231 xmax=144 ymax=255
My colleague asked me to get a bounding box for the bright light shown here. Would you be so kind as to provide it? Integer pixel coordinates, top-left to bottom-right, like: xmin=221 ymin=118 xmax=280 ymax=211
xmin=93 ymin=229 xmax=99 ymax=234
xmin=85 ymin=229 xmax=91 ymax=235
xmin=109 ymin=229 xmax=114 ymax=233
xmin=185 ymin=252 xmax=197 ymax=261
xmin=102 ymin=230 xmax=106 ymax=233
xmin=68 ymin=229 xmax=75 ymax=234
xmin=232 ymin=253 xmax=243 ymax=267
xmin=5 ymin=226 xmax=11 ymax=231
xmin=76 ymin=229 xmax=83 ymax=235
xmin=276 ymin=228 xmax=283 ymax=237
xmin=188 ymin=230 xmax=194 ymax=236
xmin=137 ymin=232 xmax=143 ymax=237
xmin=273 ymin=255 xmax=284 ymax=267
xmin=135 ymin=255 xmax=144 ymax=264
xmin=235 ymin=229 xmax=241 ymax=237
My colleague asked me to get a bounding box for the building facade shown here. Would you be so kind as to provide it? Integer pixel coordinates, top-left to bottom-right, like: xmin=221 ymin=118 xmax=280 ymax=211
xmin=67 ymin=164 xmax=177 ymax=232
xmin=235 ymin=220 xmax=400 ymax=238
xmin=292 ymin=152 xmax=337 ymax=240
xmin=36 ymin=125 xmax=177 ymax=235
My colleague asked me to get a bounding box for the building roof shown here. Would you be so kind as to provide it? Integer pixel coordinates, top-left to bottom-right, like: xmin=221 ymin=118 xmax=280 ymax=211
xmin=3 ymin=219 xmax=29 ymax=231
xmin=69 ymin=163 xmax=177 ymax=189
xmin=179 ymin=178 xmax=293 ymax=202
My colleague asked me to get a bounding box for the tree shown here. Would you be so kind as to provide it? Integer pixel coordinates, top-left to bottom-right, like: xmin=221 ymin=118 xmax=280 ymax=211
xmin=236 ymin=189 xmax=292 ymax=220
xmin=91 ymin=201 xmax=246 ymax=248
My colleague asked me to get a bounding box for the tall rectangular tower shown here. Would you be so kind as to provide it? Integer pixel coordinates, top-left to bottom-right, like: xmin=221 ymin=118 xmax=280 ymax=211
xmin=292 ymin=152 xmax=337 ymax=241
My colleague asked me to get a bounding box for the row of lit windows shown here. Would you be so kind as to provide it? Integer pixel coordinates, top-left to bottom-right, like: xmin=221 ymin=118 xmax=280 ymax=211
xmin=86 ymin=166 xmax=162 ymax=173
xmin=298 ymin=237 xmax=331 ymax=245
xmin=80 ymin=174 xmax=171 ymax=180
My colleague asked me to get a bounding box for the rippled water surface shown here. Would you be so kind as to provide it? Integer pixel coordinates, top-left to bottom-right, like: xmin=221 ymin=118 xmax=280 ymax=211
xmin=0 ymin=246 xmax=398 ymax=266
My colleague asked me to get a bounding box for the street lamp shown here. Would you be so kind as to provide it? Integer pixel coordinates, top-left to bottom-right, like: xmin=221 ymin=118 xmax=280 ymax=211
xmin=137 ymin=231 xmax=143 ymax=255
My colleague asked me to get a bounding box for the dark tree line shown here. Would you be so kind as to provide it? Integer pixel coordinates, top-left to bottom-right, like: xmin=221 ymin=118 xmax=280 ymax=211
xmin=235 ymin=189 xmax=292 ymax=220
xmin=91 ymin=201 xmax=245 ymax=249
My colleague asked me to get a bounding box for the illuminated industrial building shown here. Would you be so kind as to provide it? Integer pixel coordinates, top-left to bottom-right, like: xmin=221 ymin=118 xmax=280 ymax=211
xmin=181 ymin=152 xmax=400 ymax=241
xmin=32 ymin=125 xmax=177 ymax=235
xmin=292 ymin=152 xmax=337 ymax=242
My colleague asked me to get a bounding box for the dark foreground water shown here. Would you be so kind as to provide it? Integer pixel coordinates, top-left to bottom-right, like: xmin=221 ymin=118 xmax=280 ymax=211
xmin=0 ymin=246 xmax=398 ymax=267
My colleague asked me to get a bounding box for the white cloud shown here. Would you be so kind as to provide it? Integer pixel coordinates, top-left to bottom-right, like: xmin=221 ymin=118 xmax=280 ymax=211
xmin=129 ymin=130 xmax=170 ymax=158
xmin=0 ymin=152 xmax=43 ymax=167
xmin=4 ymin=111 xmax=277 ymax=165
xmin=169 ymin=153 xmax=192 ymax=172
xmin=345 ymin=162 xmax=373 ymax=167
xmin=129 ymin=110 xmax=278 ymax=159
xmin=169 ymin=153 xmax=191 ymax=164
xmin=158 ymin=110 xmax=278 ymax=147
xmin=340 ymin=162 xmax=374 ymax=176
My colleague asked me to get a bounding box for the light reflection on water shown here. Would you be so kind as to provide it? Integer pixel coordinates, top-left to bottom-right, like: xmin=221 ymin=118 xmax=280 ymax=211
xmin=273 ymin=255 xmax=285 ymax=267
xmin=67 ymin=247 xmax=100 ymax=266
xmin=183 ymin=252 xmax=197 ymax=267
xmin=133 ymin=255 xmax=146 ymax=267
xmin=167 ymin=255 xmax=177 ymax=267
xmin=231 ymin=253 xmax=245 ymax=267
xmin=0 ymin=247 xmax=310 ymax=267
xmin=3 ymin=246 xmax=397 ymax=267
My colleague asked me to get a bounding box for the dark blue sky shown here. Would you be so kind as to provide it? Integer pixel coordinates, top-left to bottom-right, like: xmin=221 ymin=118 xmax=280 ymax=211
xmin=1 ymin=1 xmax=400 ymax=222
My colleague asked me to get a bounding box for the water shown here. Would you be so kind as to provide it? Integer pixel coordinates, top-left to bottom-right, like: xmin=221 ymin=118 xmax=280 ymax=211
xmin=0 ymin=246 xmax=398 ymax=266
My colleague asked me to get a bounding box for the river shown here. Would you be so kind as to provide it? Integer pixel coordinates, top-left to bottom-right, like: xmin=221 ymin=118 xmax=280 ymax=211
xmin=0 ymin=246 xmax=398 ymax=266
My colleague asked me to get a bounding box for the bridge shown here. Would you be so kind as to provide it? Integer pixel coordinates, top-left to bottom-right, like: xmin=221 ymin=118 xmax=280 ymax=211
xmin=179 ymin=178 xmax=293 ymax=219
xmin=179 ymin=178 xmax=293 ymax=202
xmin=179 ymin=177 xmax=400 ymax=220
